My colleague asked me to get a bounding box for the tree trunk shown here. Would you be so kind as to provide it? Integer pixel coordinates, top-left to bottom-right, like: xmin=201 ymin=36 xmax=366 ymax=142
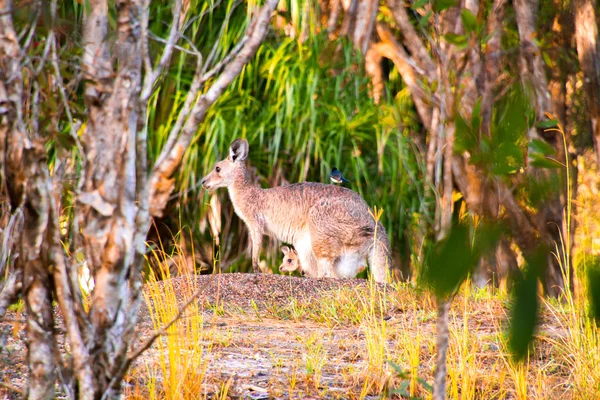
xmin=574 ymin=0 xmax=600 ymax=165
xmin=514 ymin=0 xmax=571 ymax=297
xmin=80 ymin=0 xmax=143 ymax=395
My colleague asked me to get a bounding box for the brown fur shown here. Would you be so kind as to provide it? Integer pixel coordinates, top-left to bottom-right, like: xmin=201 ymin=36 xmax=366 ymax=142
xmin=201 ymin=139 xmax=391 ymax=282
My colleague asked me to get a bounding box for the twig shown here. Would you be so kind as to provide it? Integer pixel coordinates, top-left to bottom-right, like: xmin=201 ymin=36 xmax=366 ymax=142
xmin=0 ymin=381 xmax=24 ymax=395
xmin=0 ymin=207 xmax=23 ymax=278
xmin=141 ymin=0 xmax=184 ymax=102
xmin=168 ymin=179 xmax=204 ymax=201
xmin=19 ymin=0 xmax=41 ymax=54
xmin=113 ymin=275 xmax=216 ymax=384
xmin=147 ymin=32 xmax=202 ymax=57
xmin=0 ymin=269 xmax=23 ymax=320
xmin=149 ymin=0 xmax=279 ymax=217
xmin=201 ymin=0 xmax=243 ymax=77
xmin=201 ymin=37 xmax=248 ymax=83
xmin=180 ymin=0 xmax=223 ymax=33
xmin=140 ymin=0 xmax=152 ymax=75
xmin=154 ymin=55 xmax=203 ymax=168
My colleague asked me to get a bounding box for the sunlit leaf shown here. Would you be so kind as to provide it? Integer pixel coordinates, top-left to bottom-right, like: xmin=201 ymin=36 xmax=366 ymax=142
xmin=444 ymin=33 xmax=468 ymax=46
xmin=424 ymin=222 xmax=500 ymax=298
xmin=419 ymin=11 xmax=433 ymax=27
xmin=529 ymin=138 xmax=556 ymax=156
xmin=542 ymin=51 xmax=555 ymax=68
xmin=588 ymin=258 xmax=600 ymax=323
xmin=529 ymin=156 xmax=561 ymax=169
xmin=411 ymin=0 xmax=430 ymax=10
xmin=433 ymin=0 xmax=457 ymax=12
xmin=536 ymin=119 xmax=558 ymax=129
xmin=460 ymin=9 xmax=477 ymax=34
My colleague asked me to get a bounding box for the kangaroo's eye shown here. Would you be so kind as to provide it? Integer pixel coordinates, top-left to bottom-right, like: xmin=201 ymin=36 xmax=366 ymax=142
xmin=287 ymin=259 xmax=292 ymax=263
xmin=215 ymin=166 xmax=221 ymax=173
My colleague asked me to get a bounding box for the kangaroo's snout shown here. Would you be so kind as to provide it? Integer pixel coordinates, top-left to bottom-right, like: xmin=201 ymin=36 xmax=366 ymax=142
xmin=201 ymin=175 xmax=212 ymax=190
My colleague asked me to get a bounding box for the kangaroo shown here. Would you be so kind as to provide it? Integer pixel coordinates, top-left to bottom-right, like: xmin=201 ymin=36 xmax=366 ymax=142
xmin=201 ymin=139 xmax=391 ymax=282
xmin=279 ymin=245 xmax=369 ymax=278
xmin=279 ymin=245 xmax=301 ymax=274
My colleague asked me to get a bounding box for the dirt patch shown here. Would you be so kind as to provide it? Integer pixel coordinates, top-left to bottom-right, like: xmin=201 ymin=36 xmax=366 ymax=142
xmin=1 ymin=273 xmax=576 ymax=399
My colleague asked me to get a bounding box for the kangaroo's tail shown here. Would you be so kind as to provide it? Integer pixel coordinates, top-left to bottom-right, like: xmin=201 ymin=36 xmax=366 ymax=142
xmin=368 ymin=222 xmax=391 ymax=283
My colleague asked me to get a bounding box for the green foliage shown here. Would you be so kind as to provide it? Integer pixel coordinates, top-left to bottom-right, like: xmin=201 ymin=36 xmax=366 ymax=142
xmin=460 ymin=9 xmax=477 ymax=35
xmin=146 ymin=17 xmax=425 ymax=269
xmin=424 ymin=220 xmax=501 ymax=299
xmin=387 ymin=361 xmax=432 ymax=398
xmin=455 ymin=83 xmax=537 ymax=177
xmin=507 ymin=246 xmax=545 ymax=362
xmin=587 ymin=257 xmax=600 ymax=324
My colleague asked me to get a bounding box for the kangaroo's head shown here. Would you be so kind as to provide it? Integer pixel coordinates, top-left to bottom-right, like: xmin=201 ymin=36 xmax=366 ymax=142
xmin=279 ymin=245 xmax=300 ymax=273
xmin=201 ymin=139 xmax=249 ymax=191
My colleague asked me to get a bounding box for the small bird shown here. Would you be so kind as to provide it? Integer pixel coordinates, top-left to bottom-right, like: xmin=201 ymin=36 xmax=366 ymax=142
xmin=330 ymin=167 xmax=350 ymax=184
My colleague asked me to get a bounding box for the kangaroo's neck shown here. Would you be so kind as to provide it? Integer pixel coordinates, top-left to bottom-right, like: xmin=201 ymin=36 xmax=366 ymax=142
xmin=227 ymin=169 xmax=260 ymax=219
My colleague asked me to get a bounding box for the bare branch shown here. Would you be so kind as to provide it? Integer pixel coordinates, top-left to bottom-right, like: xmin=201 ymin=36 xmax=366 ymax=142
xmin=181 ymin=0 xmax=224 ymax=33
xmin=19 ymin=0 xmax=41 ymax=55
xmin=0 ymin=207 xmax=23 ymax=277
xmin=140 ymin=0 xmax=152 ymax=78
xmin=573 ymin=0 xmax=600 ymax=163
xmin=201 ymin=36 xmax=247 ymax=83
xmin=48 ymin=172 xmax=95 ymax=397
xmin=154 ymin=56 xmax=203 ymax=169
xmin=200 ymin=0 xmax=243 ymax=77
xmin=149 ymin=0 xmax=279 ymax=217
xmin=386 ymin=0 xmax=436 ymax=76
xmin=0 ymin=381 xmax=24 ymax=396
xmin=120 ymin=276 xmax=215 ymax=374
xmin=141 ymin=0 xmax=184 ymax=102
xmin=0 ymin=268 xmax=22 ymax=320
xmin=375 ymin=23 xmax=433 ymax=130
xmin=148 ymin=31 xmax=202 ymax=57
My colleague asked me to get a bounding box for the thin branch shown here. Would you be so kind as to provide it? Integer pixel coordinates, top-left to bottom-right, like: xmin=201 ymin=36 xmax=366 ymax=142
xmin=200 ymin=0 xmax=243 ymax=77
xmin=19 ymin=0 xmax=41 ymax=54
xmin=33 ymin=31 xmax=53 ymax=76
xmin=201 ymin=36 xmax=248 ymax=83
xmin=168 ymin=179 xmax=203 ymax=201
xmin=376 ymin=23 xmax=428 ymax=75
xmin=141 ymin=0 xmax=183 ymax=102
xmin=114 ymin=276 xmax=216 ymax=385
xmin=0 ymin=268 xmax=22 ymax=320
xmin=0 ymin=207 xmax=23 ymax=278
xmin=149 ymin=0 xmax=279 ymax=217
xmin=386 ymin=0 xmax=436 ymax=77
xmin=140 ymin=0 xmax=152 ymax=76
xmin=154 ymin=55 xmax=203 ymax=168
xmin=0 ymin=381 xmax=24 ymax=396
xmin=181 ymin=0 xmax=224 ymax=33
xmin=432 ymin=297 xmax=451 ymax=400
xmin=147 ymin=31 xmax=202 ymax=57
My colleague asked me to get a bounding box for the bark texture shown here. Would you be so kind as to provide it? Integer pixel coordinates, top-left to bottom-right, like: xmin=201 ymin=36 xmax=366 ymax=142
xmin=0 ymin=0 xmax=280 ymax=397
xmin=574 ymin=0 xmax=600 ymax=164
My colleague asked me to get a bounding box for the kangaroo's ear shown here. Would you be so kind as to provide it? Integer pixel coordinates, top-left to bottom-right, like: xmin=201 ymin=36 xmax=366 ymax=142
xmin=280 ymin=245 xmax=290 ymax=254
xmin=229 ymin=139 xmax=249 ymax=162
